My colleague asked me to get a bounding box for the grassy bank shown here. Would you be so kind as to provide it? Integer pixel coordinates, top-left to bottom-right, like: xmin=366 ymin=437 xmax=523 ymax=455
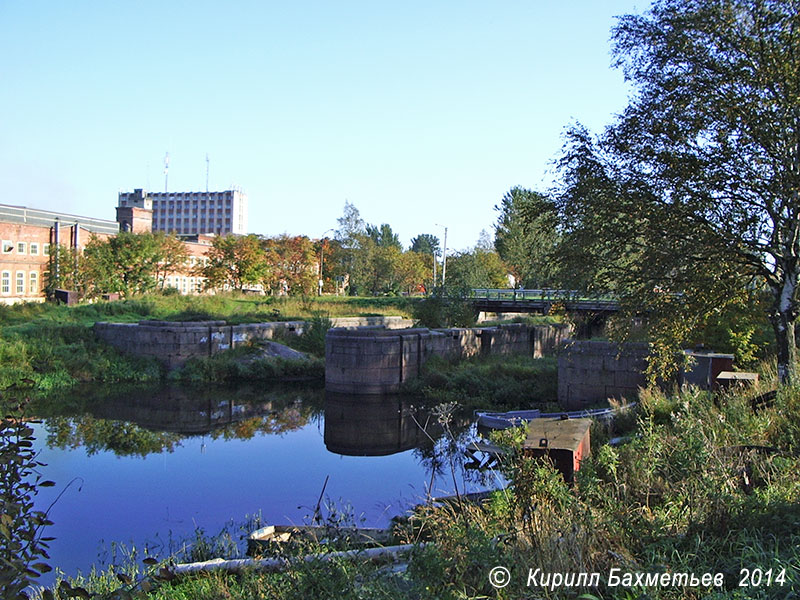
xmin=0 ymin=294 xmax=414 ymax=393
xmin=402 ymin=354 xmax=559 ymax=410
xmin=38 ymin=379 xmax=799 ymax=599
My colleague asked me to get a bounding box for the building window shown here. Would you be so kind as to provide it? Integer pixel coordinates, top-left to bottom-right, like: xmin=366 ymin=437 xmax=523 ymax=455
xmin=2 ymin=240 xmax=12 ymax=254
xmin=16 ymin=272 xmax=24 ymax=294
xmin=29 ymin=272 xmax=38 ymax=294
xmin=43 ymin=244 xmax=50 ymax=256
xmin=1 ymin=272 xmax=9 ymax=294
xmin=30 ymin=243 xmax=39 ymax=256
xmin=17 ymin=242 xmax=26 ymax=254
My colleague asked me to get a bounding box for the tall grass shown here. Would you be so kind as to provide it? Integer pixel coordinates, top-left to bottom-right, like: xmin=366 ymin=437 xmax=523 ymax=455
xmin=402 ymin=384 xmax=800 ymax=599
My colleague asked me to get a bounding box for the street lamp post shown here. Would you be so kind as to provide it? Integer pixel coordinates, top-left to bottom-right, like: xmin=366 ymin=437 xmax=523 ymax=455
xmin=319 ymin=229 xmax=335 ymax=296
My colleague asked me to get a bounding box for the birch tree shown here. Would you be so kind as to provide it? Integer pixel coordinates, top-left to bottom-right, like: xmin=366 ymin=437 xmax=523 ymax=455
xmin=557 ymin=0 xmax=800 ymax=382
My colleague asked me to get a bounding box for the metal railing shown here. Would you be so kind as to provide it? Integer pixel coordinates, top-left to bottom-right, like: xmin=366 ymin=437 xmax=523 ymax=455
xmin=469 ymin=288 xmax=617 ymax=304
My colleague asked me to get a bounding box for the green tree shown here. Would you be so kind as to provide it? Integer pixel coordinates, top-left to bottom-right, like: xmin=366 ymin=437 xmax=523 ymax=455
xmin=410 ymin=234 xmax=440 ymax=256
xmin=201 ymin=234 xmax=269 ymax=291
xmin=445 ymin=245 xmax=509 ymax=291
xmin=494 ymin=187 xmax=560 ymax=288
xmin=366 ymin=223 xmax=402 ymax=250
xmin=555 ymin=0 xmax=800 ymax=382
xmin=318 ymin=237 xmax=347 ymax=294
xmin=82 ymin=232 xmax=165 ymax=298
xmin=396 ymin=249 xmax=429 ymax=295
xmin=334 ymin=201 xmax=365 ymax=295
xmin=263 ymin=234 xmax=318 ymax=295
xmin=334 ymin=201 xmax=365 ymax=247
xmin=44 ymin=244 xmax=90 ymax=299
xmin=152 ymin=232 xmax=189 ymax=290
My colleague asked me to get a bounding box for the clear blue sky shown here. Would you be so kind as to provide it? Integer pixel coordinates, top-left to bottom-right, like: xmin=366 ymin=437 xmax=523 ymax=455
xmin=0 ymin=1 xmax=643 ymax=252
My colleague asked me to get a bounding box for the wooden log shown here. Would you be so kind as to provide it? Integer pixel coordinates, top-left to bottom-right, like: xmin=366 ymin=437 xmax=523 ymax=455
xmin=173 ymin=543 xmax=422 ymax=576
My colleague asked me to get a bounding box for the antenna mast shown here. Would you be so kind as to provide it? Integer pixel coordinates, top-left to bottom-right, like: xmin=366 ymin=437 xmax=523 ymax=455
xmin=164 ymin=152 xmax=170 ymax=193
xmin=206 ymin=153 xmax=209 ymax=192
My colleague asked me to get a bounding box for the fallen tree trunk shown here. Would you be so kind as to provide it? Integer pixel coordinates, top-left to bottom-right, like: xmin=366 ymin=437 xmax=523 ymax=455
xmin=173 ymin=543 xmax=423 ymax=576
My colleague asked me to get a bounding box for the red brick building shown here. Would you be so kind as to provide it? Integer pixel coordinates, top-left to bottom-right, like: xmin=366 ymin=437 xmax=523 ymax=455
xmin=0 ymin=204 xmax=118 ymax=304
xmin=0 ymin=200 xmax=222 ymax=305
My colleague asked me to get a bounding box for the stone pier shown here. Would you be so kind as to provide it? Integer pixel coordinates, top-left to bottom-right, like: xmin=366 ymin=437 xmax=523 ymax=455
xmin=325 ymin=323 xmax=571 ymax=395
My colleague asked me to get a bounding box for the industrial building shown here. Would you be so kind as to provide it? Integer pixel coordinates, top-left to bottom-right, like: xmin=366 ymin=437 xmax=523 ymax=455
xmin=0 ymin=204 xmax=118 ymax=304
xmin=118 ymin=188 xmax=248 ymax=236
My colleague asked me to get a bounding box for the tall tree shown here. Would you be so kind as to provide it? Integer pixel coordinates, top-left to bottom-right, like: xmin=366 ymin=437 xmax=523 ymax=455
xmin=494 ymin=187 xmax=560 ymax=288
xmin=556 ymin=0 xmax=800 ymax=382
xmin=83 ymin=232 xmax=165 ymax=298
xmin=334 ymin=201 xmax=365 ymax=247
xmin=263 ymin=234 xmax=318 ymax=295
xmin=201 ymin=234 xmax=269 ymax=291
xmin=410 ymin=234 xmax=440 ymax=256
xmin=445 ymin=245 xmax=509 ymax=292
xmin=152 ymin=232 xmax=189 ymax=290
xmin=365 ymin=223 xmax=402 ymax=250
xmin=334 ymin=201 xmax=365 ymax=295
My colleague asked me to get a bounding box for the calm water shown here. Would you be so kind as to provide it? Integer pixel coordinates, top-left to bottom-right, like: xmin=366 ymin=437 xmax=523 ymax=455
xmin=29 ymin=383 xmax=493 ymax=582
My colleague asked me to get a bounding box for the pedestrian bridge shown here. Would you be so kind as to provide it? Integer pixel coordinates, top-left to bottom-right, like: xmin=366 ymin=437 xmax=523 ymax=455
xmin=470 ymin=288 xmax=620 ymax=315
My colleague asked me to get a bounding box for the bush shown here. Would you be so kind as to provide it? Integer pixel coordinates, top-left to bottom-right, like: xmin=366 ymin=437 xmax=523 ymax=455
xmin=412 ymin=289 xmax=476 ymax=328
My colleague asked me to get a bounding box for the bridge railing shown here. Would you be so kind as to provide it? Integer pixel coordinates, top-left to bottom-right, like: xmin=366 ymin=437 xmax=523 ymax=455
xmin=469 ymin=288 xmax=617 ymax=303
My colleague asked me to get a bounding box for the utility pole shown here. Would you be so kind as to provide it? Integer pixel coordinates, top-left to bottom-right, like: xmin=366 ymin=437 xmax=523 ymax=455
xmin=432 ymin=249 xmax=437 ymax=291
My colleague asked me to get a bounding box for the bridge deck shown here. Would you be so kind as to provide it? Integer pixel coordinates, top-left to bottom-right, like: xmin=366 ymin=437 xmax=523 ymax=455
xmin=470 ymin=289 xmax=619 ymax=314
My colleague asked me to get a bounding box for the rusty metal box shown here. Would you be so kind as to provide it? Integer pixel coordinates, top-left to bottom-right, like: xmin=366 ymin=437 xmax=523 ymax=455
xmin=524 ymin=417 xmax=592 ymax=482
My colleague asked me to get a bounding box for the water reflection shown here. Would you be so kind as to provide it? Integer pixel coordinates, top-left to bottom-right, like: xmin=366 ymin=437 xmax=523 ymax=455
xmin=24 ymin=383 xmax=496 ymax=585
xmin=33 ymin=383 xmax=324 ymax=456
xmin=324 ymin=393 xmax=494 ymax=494
xmin=324 ymin=393 xmax=442 ymax=456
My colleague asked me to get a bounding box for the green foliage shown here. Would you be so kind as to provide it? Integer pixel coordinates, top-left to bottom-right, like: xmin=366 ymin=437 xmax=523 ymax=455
xmin=411 ymin=288 xmax=476 ymax=328
xmin=494 ymin=186 xmax=561 ymax=288
xmin=43 ymin=245 xmax=89 ymax=300
xmin=0 ymin=322 xmax=162 ymax=392
xmin=172 ymin=348 xmax=324 ymax=384
xmin=262 ymin=234 xmax=319 ymax=295
xmin=554 ymin=0 xmax=800 ymax=382
xmin=403 ymin=354 xmax=558 ymax=409
xmin=444 ymin=246 xmax=508 ymax=291
xmin=0 ymin=294 xmax=413 ymax=394
xmin=404 ymin=383 xmax=800 ymax=599
xmin=365 ymin=222 xmax=402 ymax=250
xmin=0 ymin=399 xmax=55 ymax=599
xmin=201 ymin=234 xmax=270 ymax=291
xmin=274 ymin=312 xmax=333 ymax=357
xmin=83 ymin=232 xmax=177 ymax=298
xmin=410 ymin=234 xmax=440 ymax=256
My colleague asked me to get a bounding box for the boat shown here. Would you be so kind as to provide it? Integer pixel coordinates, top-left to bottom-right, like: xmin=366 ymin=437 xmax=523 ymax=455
xmin=475 ymin=403 xmax=636 ymax=433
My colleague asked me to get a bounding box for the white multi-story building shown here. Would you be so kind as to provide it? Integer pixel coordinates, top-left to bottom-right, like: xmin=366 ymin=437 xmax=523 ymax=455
xmin=118 ymin=188 xmax=248 ymax=236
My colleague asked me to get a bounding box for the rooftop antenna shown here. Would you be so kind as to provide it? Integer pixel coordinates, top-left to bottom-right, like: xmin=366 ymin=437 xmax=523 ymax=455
xmin=164 ymin=152 xmax=170 ymax=193
xmin=206 ymin=153 xmax=209 ymax=192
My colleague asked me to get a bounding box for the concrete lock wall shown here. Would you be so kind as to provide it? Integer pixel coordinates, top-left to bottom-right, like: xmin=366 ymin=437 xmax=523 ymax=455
xmin=325 ymin=323 xmax=571 ymax=395
xmin=557 ymin=341 xmax=649 ymax=409
xmin=93 ymin=316 xmax=412 ymax=369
